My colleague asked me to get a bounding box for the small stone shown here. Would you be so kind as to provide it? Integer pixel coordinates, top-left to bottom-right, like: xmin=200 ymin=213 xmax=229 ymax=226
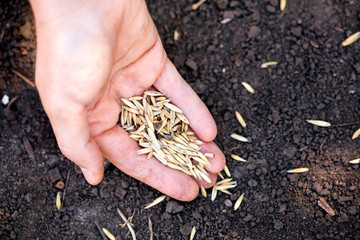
xmin=165 ymin=201 xmax=184 ymax=214
xmin=283 ymin=147 xmax=297 ymax=158
xmin=248 ymin=179 xmax=258 ymax=187
xmin=48 ymin=168 xmax=62 ymax=183
xmin=273 ymin=219 xmax=284 ymax=230
xmin=224 ymin=199 xmax=232 ymax=207
xmin=179 ymin=223 xmax=192 ymax=236
xmin=278 ymin=204 xmax=287 ymax=213
xmin=25 ymin=193 xmax=32 ymax=203
xmin=353 ymin=62 xmax=360 ymax=74
xmin=339 ymin=196 xmax=353 ymax=202
xmin=243 ymin=214 xmax=253 ymax=222
xmin=11 ymin=210 xmax=18 ymax=219
xmin=290 ymin=26 xmax=302 ymax=37
xmin=266 ymin=5 xmax=276 ymax=13
xmin=20 ymin=22 xmax=32 ymax=39
xmin=185 ymin=59 xmax=198 ymax=71
xmin=115 ymin=187 xmax=127 ymax=200
xmin=99 ymin=188 xmax=110 ymax=198
xmin=248 ymin=26 xmax=261 ymax=38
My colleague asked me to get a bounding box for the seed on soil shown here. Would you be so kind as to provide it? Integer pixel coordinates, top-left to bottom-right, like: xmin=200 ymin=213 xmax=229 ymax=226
xmin=280 ymin=0 xmax=286 ymax=11
xmin=349 ymin=158 xmax=360 ymax=164
xmin=224 ymin=165 xmax=231 ymax=177
xmin=102 ymin=228 xmax=116 ymax=240
xmin=234 ymin=193 xmax=245 ymax=211
xmin=341 ymin=32 xmax=360 ymax=46
xmin=119 ymin=91 xmax=212 ymax=183
xmin=235 ymin=111 xmax=246 ymax=128
xmin=144 ymin=195 xmax=167 ymax=209
xmin=231 ymin=133 xmax=249 ymax=142
xmin=190 ymin=226 xmax=196 ymax=240
xmin=56 ymin=192 xmax=61 ymax=211
xmin=306 ymin=120 xmax=331 ymax=127
xmin=241 ymin=82 xmax=255 ymax=93
xmin=318 ymin=197 xmax=336 ymax=216
xmin=286 ymin=167 xmax=309 ymax=173
xmin=260 ymin=61 xmax=278 ymax=68
xmin=117 ymin=207 xmax=136 ymax=240
xmin=218 ymin=172 xmax=224 ymax=179
xmin=200 ymin=185 xmax=207 ymax=198
xmin=352 ymin=128 xmax=360 ymax=139
xmin=174 ymin=30 xmax=180 ymax=42
xmin=192 ymin=0 xmax=207 ymax=10
xmin=221 ymin=18 xmax=232 ymax=24
xmin=230 ymin=154 xmax=247 ymax=162
xmin=211 ymin=185 xmax=217 ymax=201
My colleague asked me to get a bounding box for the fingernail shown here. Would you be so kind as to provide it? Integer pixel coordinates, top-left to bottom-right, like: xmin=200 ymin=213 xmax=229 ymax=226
xmin=80 ymin=167 xmax=95 ymax=184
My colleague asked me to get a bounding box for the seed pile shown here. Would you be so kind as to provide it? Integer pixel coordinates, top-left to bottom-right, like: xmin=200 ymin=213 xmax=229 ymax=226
xmin=119 ymin=91 xmax=212 ymax=183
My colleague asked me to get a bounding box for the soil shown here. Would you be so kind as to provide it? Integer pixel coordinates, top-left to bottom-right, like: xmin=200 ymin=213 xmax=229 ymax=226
xmin=1 ymin=0 xmax=360 ymax=239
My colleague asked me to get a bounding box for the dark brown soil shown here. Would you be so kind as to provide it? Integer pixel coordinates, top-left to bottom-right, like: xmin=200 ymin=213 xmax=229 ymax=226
xmin=1 ymin=0 xmax=360 ymax=239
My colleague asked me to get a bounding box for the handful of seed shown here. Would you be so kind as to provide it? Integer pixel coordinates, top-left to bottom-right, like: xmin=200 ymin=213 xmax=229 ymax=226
xmin=119 ymin=91 xmax=212 ymax=183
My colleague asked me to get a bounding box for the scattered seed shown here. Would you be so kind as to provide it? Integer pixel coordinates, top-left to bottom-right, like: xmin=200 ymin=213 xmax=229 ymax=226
xmin=190 ymin=226 xmax=196 ymax=240
xmin=318 ymin=197 xmax=335 ymax=216
xmin=224 ymin=165 xmax=231 ymax=177
xmin=341 ymin=32 xmax=360 ymax=47
xmin=221 ymin=18 xmax=231 ymax=24
xmin=218 ymin=172 xmax=224 ymax=179
xmin=235 ymin=111 xmax=246 ymax=128
xmin=102 ymin=228 xmax=116 ymax=240
xmin=260 ymin=61 xmax=278 ymax=68
xmin=56 ymin=192 xmax=61 ymax=210
xmin=352 ymin=128 xmax=360 ymax=139
xmin=211 ymin=186 xmax=217 ymax=201
xmin=230 ymin=133 xmax=249 ymax=142
xmin=192 ymin=0 xmax=207 ymax=10
xmin=117 ymin=207 xmax=136 ymax=240
xmin=241 ymin=82 xmax=255 ymax=94
xmin=174 ymin=30 xmax=180 ymax=42
xmin=349 ymin=158 xmax=360 ymax=164
xmin=230 ymin=154 xmax=247 ymax=162
xmin=200 ymin=185 xmax=207 ymax=198
xmin=234 ymin=193 xmax=245 ymax=211
xmin=145 ymin=195 xmax=167 ymax=209
xmin=287 ymin=167 xmax=309 ymax=173
xmin=280 ymin=0 xmax=286 ymax=11
xmin=306 ymin=120 xmax=331 ymax=127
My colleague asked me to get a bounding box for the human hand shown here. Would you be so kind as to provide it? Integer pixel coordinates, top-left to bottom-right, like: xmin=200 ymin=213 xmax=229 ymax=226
xmin=30 ymin=0 xmax=225 ymax=201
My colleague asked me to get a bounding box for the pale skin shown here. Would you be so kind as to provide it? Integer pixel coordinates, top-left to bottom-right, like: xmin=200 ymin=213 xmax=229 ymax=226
xmin=30 ymin=0 xmax=225 ymax=201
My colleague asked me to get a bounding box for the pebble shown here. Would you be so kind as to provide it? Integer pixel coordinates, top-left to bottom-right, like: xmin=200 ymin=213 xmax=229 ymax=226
xmin=48 ymin=167 xmax=62 ymax=183
xmin=224 ymin=199 xmax=232 ymax=207
xmin=248 ymin=26 xmax=261 ymax=38
xmin=273 ymin=219 xmax=284 ymax=230
xmin=165 ymin=201 xmax=184 ymax=214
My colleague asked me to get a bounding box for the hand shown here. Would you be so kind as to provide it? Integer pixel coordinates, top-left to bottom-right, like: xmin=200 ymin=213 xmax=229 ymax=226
xmin=30 ymin=0 xmax=225 ymax=201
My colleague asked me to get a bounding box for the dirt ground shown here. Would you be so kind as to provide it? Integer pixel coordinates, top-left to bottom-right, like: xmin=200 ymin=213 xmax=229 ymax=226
xmin=1 ymin=0 xmax=360 ymax=239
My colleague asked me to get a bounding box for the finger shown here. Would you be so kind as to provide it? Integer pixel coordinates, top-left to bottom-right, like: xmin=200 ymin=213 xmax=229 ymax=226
xmin=154 ymin=58 xmax=217 ymax=142
xmin=94 ymin=125 xmax=200 ymax=201
xmin=200 ymin=141 xmax=226 ymax=174
xmin=47 ymin=104 xmax=104 ymax=185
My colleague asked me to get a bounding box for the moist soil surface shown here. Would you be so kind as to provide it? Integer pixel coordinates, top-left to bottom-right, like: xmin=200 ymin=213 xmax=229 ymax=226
xmin=1 ymin=0 xmax=360 ymax=239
